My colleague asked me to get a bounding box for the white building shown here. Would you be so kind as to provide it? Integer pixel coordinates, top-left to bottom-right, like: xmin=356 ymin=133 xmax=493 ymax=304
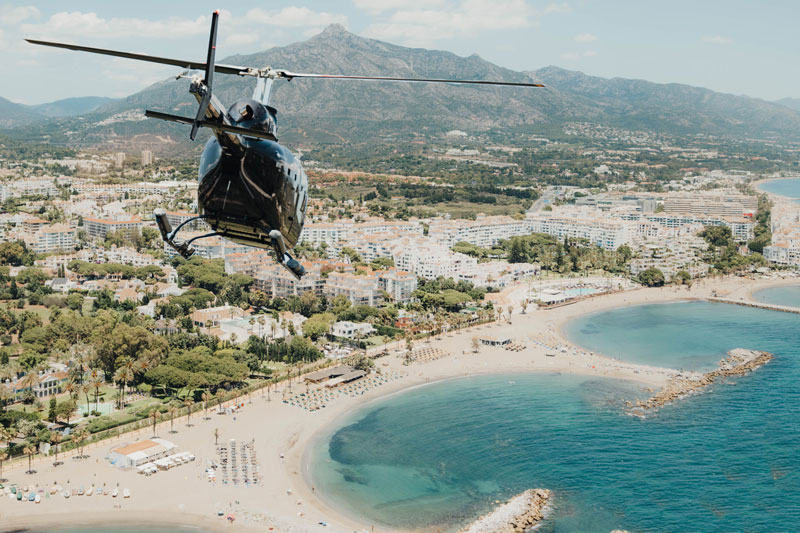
xmin=332 ymin=321 xmax=376 ymax=339
xmin=108 ymin=438 xmax=178 ymax=469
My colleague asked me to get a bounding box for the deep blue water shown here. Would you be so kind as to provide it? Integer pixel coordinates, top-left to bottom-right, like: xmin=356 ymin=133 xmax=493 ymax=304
xmin=753 ymin=284 xmax=800 ymax=309
xmin=757 ymin=178 xmax=800 ymax=199
xmin=311 ymin=301 xmax=800 ymax=532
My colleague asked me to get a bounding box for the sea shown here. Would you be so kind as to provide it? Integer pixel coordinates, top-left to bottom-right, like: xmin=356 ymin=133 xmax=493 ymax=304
xmin=756 ymin=178 xmax=800 ymax=199
xmin=310 ymin=300 xmax=800 ymax=532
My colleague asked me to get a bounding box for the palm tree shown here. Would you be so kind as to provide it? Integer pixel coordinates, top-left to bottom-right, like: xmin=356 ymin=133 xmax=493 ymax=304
xmin=214 ymin=427 xmax=219 ymax=446
xmin=23 ymin=442 xmax=35 ymax=474
xmin=149 ymin=408 xmax=159 ymax=438
xmin=51 ymin=432 xmax=63 ymax=466
xmin=20 ymin=369 xmax=42 ymax=402
xmin=184 ymin=397 xmax=193 ymax=427
xmin=90 ymin=374 xmax=103 ymax=414
xmin=258 ymin=316 xmax=266 ymax=339
xmin=0 ymin=450 xmax=7 ymax=482
xmin=75 ymin=428 xmax=90 ymax=459
xmin=202 ymin=391 xmax=212 ymax=419
xmin=216 ymin=390 xmax=225 ymax=413
xmin=168 ymin=405 xmax=178 ymax=433
xmin=113 ymin=364 xmax=134 ymax=409
xmin=63 ymin=379 xmax=77 ymax=401
xmin=270 ymin=321 xmax=278 ymax=341
xmin=80 ymin=383 xmax=91 ymax=417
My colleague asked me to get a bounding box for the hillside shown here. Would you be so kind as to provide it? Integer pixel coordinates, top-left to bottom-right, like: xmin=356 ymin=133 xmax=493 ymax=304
xmin=7 ymin=25 xmax=800 ymax=149
xmin=31 ymin=96 xmax=118 ymax=118
xmin=0 ymin=96 xmax=44 ymax=128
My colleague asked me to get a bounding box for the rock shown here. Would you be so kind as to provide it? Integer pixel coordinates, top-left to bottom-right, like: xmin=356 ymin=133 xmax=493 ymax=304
xmin=627 ymin=349 xmax=772 ymax=414
xmin=460 ymin=489 xmax=552 ymax=533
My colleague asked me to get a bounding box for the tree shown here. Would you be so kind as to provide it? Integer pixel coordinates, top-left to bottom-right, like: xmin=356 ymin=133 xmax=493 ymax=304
xmin=302 ymin=312 xmax=335 ymax=340
xmin=202 ymin=391 xmax=212 ymax=420
xmin=51 ymin=432 xmax=63 ymax=466
xmin=74 ymin=427 xmax=89 ymax=459
xmin=639 ymin=267 xmax=666 ymax=287
xmin=48 ymin=397 xmax=57 ymax=422
xmin=149 ymin=408 xmax=159 ymax=438
xmin=55 ymin=399 xmax=77 ymax=425
xmin=214 ymin=427 xmax=219 ymax=446
xmin=0 ymin=449 xmax=6 ymax=481
xmin=23 ymin=442 xmax=36 ymax=474
xmin=675 ymin=270 xmax=691 ymax=285
xmin=471 ymin=336 xmax=480 ymax=353
xmin=184 ymin=397 xmax=193 ymax=427
xmin=700 ymin=226 xmax=733 ymax=247
xmin=168 ymin=405 xmax=178 ymax=433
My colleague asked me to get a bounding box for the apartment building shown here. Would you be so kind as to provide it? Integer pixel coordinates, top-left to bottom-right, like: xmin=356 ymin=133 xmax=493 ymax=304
xmin=23 ymin=223 xmax=76 ymax=254
xmin=324 ymin=271 xmax=384 ymax=307
xmin=525 ymin=212 xmax=633 ymax=251
xmin=377 ymin=268 xmax=418 ymax=303
xmin=428 ymin=215 xmax=529 ymax=248
xmin=84 ymin=215 xmax=143 ymax=240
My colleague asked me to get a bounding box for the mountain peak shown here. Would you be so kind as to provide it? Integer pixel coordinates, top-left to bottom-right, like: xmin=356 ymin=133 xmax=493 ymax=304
xmin=316 ymin=24 xmax=353 ymax=39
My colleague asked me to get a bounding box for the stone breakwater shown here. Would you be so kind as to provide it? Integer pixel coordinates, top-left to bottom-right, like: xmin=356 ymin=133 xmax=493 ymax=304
xmin=460 ymin=489 xmax=551 ymax=533
xmin=627 ymin=348 xmax=773 ymax=415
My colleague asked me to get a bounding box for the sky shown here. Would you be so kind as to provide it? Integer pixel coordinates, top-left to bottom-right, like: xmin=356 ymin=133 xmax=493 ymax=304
xmin=0 ymin=0 xmax=798 ymax=105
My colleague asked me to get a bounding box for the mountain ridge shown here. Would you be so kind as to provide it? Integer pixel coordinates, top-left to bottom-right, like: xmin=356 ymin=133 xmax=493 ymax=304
xmin=6 ymin=25 xmax=800 ymax=147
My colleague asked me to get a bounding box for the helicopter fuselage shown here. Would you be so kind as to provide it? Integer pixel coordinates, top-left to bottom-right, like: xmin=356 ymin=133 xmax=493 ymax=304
xmin=195 ymin=94 xmax=308 ymax=265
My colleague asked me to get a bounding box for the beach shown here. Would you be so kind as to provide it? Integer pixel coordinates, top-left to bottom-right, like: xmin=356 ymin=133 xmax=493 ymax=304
xmin=1 ymin=273 xmax=797 ymax=533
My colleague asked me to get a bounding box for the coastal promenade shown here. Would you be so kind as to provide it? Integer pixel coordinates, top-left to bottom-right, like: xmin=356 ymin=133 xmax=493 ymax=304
xmin=0 ymin=274 xmax=797 ymax=532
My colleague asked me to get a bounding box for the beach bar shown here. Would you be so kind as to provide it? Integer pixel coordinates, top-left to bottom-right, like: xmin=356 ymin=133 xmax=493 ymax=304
xmin=478 ymin=335 xmax=512 ymax=347
xmin=304 ymin=365 xmax=353 ymax=384
xmin=108 ymin=438 xmax=178 ymax=469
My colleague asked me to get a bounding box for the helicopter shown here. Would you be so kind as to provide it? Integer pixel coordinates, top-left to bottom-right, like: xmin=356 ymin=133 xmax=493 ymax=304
xmin=27 ymin=11 xmax=544 ymax=279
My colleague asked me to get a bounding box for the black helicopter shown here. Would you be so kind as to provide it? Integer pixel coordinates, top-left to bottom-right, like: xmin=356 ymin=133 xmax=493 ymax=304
xmin=27 ymin=11 xmax=544 ymax=279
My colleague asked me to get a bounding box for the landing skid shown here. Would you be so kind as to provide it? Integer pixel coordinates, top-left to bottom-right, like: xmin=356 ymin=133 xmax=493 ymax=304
xmin=153 ymin=209 xmax=305 ymax=279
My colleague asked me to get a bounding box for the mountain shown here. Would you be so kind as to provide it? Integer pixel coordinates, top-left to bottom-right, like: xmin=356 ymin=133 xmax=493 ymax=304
xmin=0 ymin=96 xmax=44 ymax=128
xmin=776 ymin=97 xmax=800 ymax=112
xmin=12 ymin=25 xmax=800 ymax=148
xmin=31 ymin=96 xmax=118 ymax=118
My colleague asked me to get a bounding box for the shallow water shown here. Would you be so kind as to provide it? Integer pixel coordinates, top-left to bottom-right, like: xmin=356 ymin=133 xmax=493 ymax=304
xmin=752 ymin=284 xmax=800 ymax=308
xmin=757 ymin=178 xmax=800 ymax=199
xmin=312 ymin=301 xmax=800 ymax=532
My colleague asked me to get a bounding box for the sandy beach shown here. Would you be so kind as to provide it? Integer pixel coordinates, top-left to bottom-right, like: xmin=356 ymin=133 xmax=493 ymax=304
xmin=1 ymin=274 xmax=797 ymax=533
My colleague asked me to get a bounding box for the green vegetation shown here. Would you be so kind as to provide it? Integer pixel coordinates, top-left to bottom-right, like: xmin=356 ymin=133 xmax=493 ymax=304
xmin=504 ymin=233 xmax=630 ymax=274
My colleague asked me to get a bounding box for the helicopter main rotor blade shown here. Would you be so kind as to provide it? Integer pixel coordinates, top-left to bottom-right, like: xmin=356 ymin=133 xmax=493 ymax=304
xmin=24 ymin=38 xmax=248 ymax=76
xmin=274 ymin=71 xmax=545 ymax=87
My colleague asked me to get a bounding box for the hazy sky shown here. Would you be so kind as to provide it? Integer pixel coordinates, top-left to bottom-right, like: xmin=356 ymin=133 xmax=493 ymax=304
xmin=1 ymin=0 xmax=797 ymax=104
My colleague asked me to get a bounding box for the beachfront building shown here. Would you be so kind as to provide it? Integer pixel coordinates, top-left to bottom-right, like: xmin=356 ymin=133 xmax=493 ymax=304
xmin=8 ymin=369 xmax=70 ymax=402
xmin=525 ymin=212 xmax=633 ymax=251
xmin=662 ymin=191 xmax=757 ymax=218
xmin=108 ymin=438 xmax=178 ymax=469
xmin=427 ymin=215 xmax=529 ymax=248
xmin=324 ymin=271 xmax=385 ymax=306
xmin=332 ymin=321 xmax=376 ymax=339
xmin=477 ymin=335 xmax=512 ymax=346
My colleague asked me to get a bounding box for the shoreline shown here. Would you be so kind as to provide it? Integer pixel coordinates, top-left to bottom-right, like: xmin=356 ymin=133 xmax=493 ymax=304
xmin=2 ymin=274 xmax=798 ymax=533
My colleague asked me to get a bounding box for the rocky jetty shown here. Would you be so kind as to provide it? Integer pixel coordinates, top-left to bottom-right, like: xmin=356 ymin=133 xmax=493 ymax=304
xmin=627 ymin=348 xmax=772 ymax=415
xmin=460 ymin=489 xmax=551 ymax=533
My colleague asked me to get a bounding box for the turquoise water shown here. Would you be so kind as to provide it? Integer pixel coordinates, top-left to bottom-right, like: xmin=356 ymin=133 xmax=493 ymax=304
xmin=757 ymin=178 xmax=800 ymax=199
xmin=312 ymin=301 xmax=800 ymax=532
xmin=753 ymin=284 xmax=800 ymax=308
